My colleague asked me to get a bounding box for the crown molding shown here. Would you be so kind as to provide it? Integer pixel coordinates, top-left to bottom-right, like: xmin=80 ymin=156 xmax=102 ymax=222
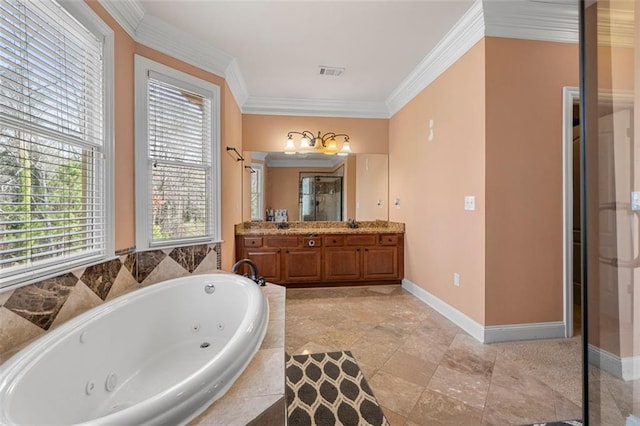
xmin=483 ymin=0 xmax=579 ymax=44
xmin=225 ymin=59 xmax=249 ymax=108
xmin=99 ymin=0 xmax=249 ymax=107
xmin=136 ymin=15 xmax=234 ymax=79
xmin=386 ymin=0 xmax=485 ymax=117
xmin=242 ymin=97 xmax=390 ymax=119
xmin=97 ymin=0 xmax=145 ymax=39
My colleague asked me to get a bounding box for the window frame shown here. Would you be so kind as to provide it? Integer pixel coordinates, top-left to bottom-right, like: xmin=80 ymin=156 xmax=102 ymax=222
xmin=0 ymin=0 xmax=115 ymax=290
xmin=134 ymin=55 xmax=221 ymax=251
xmin=250 ymin=163 xmax=264 ymax=221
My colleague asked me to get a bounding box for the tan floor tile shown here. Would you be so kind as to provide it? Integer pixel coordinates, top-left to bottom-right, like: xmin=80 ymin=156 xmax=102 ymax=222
xmin=427 ymin=365 xmax=490 ymax=410
xmin=368 ymin=370 xmax=424 ymax=417
xmin=408 ymin=388 xmax=483 ymax=426
xmin=554 ymin=390 xmax=582 ymax=421
xmin=381 ymin=405 xmax=407 ymax=426
xmin=482 ymin=360 xmax=557 ymax=424
xmin=283 ymin=285 xmax=622 ymax=425
xmin=380 ymin=350 xmax=438 ymax=387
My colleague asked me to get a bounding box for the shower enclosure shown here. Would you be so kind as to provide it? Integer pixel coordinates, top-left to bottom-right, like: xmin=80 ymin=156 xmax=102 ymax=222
xmin=299 ymin=175 xmax=343 ymax=222
xmin=581 ymin=1 xmax=638 ymax=424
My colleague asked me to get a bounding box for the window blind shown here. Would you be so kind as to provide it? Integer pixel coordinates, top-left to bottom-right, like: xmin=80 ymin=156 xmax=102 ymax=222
xmin=0 ymin=0 xmax=105 ymax=284
xmin=146 ymin=76 xmax=212 ymax=244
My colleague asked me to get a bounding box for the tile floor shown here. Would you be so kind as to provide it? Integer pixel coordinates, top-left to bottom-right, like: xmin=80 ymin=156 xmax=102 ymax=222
xmin=284 ymin=285 xmax=633 ymax=425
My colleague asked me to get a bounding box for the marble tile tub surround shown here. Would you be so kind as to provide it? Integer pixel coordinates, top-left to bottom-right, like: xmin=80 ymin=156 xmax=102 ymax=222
xmin=286 ymin=285 xmax=586 ymax=425
xmin=0 ymin=243 xmax=221 ymax=363
xmin=235 ymin=220 xmax=405 ymax=235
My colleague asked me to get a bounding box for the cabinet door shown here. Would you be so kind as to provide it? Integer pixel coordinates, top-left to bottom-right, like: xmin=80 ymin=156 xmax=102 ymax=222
xmin=245 ymin=249 xmax=281 ymax=283
xmin=283 ymin=249 xmax=322 ymax=282
xmin=363 ymin=246 xmax=398 ymax=280
xmin=324 ymin=247 xmax=361 ymax=281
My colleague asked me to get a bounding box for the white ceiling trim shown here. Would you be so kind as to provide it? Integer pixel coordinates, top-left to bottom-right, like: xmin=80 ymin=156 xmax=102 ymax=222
xmin=224 ymin=59 xmax=249 ymax=108
xmin=265 ymin=157 xmax=343 ymax=168
xmin=97 ymin=0 xmax=144 ymax=39
xmin=242 ymin=97 xmax=389 ymax=119
xmin=483 ymin=0 xmax=579 ymax=44
xmin=385 ymin=0 xmax=485 ymax=117
xmin=136 ymin=15 xmax=234 ymax=80
xmin=98 ymin=0 xmax=580 ymax=120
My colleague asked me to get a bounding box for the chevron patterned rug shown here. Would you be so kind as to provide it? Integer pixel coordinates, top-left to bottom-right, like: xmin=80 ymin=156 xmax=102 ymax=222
xmin=286 ymin=351 xmax=389 ymax=426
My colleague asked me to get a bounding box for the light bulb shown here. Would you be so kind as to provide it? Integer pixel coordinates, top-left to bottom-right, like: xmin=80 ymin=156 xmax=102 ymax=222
xmin=285 ymin=137 xmax=295 ymax=154
xmin=337 ymin=140 xmax=351 ymax=156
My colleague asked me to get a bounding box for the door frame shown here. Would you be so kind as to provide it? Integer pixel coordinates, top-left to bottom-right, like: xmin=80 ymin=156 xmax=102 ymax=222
xmin=562 ymin=86 xmax=580 ymax=338
xmin=562 ymin=87 xmax=634 ymax=337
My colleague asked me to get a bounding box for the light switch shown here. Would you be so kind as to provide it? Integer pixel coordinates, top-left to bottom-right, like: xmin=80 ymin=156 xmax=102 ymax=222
xmin=632 ymin=192 xmax=640 ymax=211
xmin=464 ymin=196 xmax=475 ymax=211
xmin=428 ymin=119 xmax=434 ymax=142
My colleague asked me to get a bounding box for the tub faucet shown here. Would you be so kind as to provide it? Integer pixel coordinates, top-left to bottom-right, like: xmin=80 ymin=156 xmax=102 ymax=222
xmin=231 ymin=259 xmax=266 ymax=286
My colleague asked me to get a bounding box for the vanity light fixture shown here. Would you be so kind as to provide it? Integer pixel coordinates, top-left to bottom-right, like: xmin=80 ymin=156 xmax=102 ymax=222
xmin=285 ymin=131 xmax=351 ymax=156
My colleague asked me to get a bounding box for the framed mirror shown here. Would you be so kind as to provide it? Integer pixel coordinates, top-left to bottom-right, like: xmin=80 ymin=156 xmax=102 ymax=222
xmin=243 ymin=151 xmax=388 ymax=222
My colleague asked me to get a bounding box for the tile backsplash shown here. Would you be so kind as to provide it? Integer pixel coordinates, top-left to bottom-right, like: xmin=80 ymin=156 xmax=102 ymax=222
xmin=0 ymin=243 xmax=221 ymax=363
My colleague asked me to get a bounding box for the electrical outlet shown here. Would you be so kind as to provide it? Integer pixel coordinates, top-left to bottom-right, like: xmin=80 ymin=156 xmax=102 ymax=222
xmin=464 ymin=196 xmax=475 ymax=211
xmin=453 ymin=273 xmax=460 ymax=287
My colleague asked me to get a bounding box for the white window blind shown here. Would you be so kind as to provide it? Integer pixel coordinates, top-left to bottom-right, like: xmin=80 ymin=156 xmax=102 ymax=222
xmin=250 ymin=163 xmax=264 ymax=221
xmin=0 ymin=0 xmax=109 ymax=287
xmin=138 ymin=65 xmax=218 ymax=248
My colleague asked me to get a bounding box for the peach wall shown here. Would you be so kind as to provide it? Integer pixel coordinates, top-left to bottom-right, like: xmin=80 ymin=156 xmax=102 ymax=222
xmin=484 ymin=38 xmax=579 ymax=325
xmin=266 ymin=167 xmax=302 ymax=219
xmin=389 ymin=40 xmax=487 ymax=324
xmin=221 ymin=83 xmax=244 ymax=269
xmin=345 ymin=156 xmax=357 ymax=219
xmin=86 ymin=1 xmax=243 ymax=269
xmin=242 ymin=115 xmax=389 ymax=154
xmin=356 ymin=154 xmax=388 ymax=221
xmin=86 ymin=1 xmax=135 ymax=251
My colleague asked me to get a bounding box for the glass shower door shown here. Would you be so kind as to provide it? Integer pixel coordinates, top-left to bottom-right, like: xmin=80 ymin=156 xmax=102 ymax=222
xmin=299 ymin=176 xmax=343 ymax=221
xmin=583 ymin=1 xmax=639 ymax=424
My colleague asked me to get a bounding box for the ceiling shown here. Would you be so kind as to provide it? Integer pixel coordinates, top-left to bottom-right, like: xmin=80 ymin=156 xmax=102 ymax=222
xmin=139 ymin=0 xmax=475 ymax=105
xmin=100 ymin=0 xmax=581 ymax=117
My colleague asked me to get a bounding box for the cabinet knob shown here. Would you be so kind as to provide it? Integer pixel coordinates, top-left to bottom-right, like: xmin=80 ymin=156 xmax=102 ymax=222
xmin=332 ymin=239 xmax=336 ymax=243
xmin=365 ymin=248 xmax=369 ymax=252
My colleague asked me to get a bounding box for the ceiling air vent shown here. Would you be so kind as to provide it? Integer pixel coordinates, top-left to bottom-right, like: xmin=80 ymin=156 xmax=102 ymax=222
xmin=319 ymin=66 xmax=345 ymax=77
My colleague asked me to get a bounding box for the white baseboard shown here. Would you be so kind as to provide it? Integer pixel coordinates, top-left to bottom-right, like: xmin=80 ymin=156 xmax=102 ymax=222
xmin=589 ymin=344 xmax=640 ymax=381
xmin=484 ymin=321 xmax=565 ymax=344
xmin=402 ymin=279 xmax=566 ymax=344
xmin=402 ymin=279 xmax=485 ymax=342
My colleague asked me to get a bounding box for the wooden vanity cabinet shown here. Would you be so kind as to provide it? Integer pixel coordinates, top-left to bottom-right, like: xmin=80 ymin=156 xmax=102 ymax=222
xmin=235 ymin=232 xmax=403 ymax=286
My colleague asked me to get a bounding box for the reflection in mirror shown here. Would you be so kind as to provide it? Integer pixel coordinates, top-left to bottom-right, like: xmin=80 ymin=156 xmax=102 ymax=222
xmin=245 ymin=152 xmax=388 ymax=222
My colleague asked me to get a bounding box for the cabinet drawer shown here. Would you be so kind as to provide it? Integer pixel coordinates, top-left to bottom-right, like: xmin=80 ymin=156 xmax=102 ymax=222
xmin=264 ymin=236 xmax=299 ymax=248
xmin=302 ymin=237 xmax=322 ymax=248
xmin=379 ymin=234 xmax=399 ymax=246
xmin=243 ymin=237 xmax=263 ymax=248
xmin=346 ymin=235 xmax=377 ymax=246
xmin=324 ymin=235 xmax=345 ymax=247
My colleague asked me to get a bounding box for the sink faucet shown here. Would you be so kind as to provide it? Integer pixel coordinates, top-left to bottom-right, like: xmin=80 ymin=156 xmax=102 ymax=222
xmin=231 ymin=259 xmax=266 ymax=286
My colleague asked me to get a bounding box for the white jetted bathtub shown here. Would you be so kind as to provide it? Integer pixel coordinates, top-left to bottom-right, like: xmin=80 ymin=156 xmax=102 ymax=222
xmin=0 ymin=273 xmax=268 ymax=426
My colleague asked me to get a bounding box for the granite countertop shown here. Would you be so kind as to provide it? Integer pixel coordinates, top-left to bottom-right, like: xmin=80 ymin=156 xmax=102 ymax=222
xmin=235 ymin=221 xmax=405 ymax=236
